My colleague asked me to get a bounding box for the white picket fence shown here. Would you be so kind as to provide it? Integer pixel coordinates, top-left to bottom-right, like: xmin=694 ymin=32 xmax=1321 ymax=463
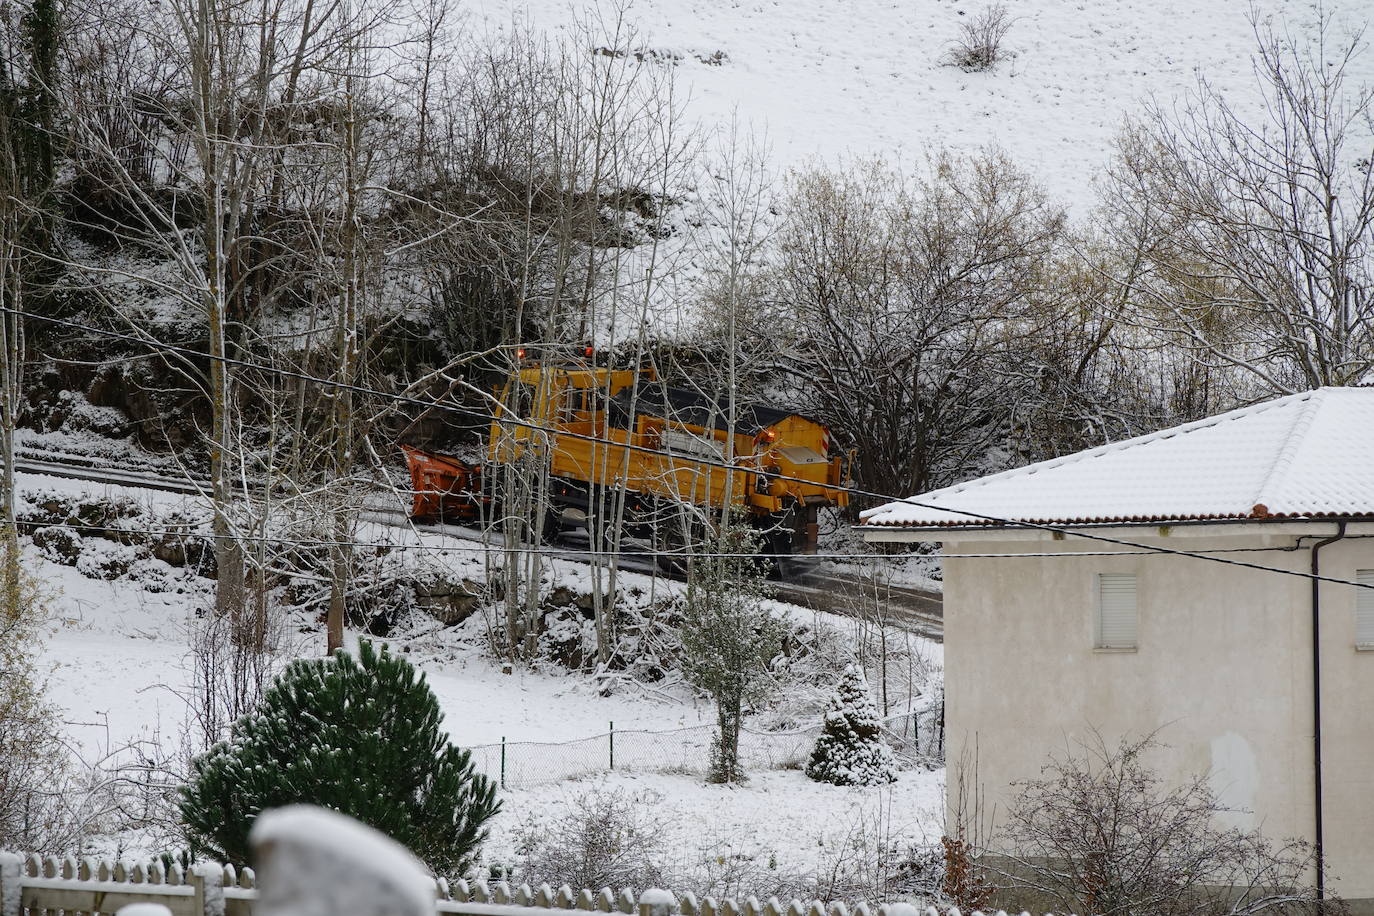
xmin=1 ymin=853 xmax=1033 ymax=916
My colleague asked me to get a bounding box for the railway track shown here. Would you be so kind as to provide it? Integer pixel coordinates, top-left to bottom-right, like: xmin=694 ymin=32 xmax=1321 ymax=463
xmin=15 ymin=457 xmax=944 ymax=640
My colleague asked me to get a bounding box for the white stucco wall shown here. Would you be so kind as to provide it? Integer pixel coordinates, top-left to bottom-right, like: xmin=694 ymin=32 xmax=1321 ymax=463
xmin=929 ymin=527 xmax=1374 ymax=902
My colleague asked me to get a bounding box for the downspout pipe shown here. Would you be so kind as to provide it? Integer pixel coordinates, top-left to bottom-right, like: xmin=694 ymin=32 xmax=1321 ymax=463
xmin=1311 ymin=521 xmax=1347 ymax=905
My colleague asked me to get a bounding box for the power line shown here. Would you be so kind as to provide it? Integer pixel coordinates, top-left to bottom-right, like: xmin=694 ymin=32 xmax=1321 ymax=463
xmin=27 ymin=517 xmax=1321 ymax=562
xmin=9 ymin=306 xmax=1374 ymax=591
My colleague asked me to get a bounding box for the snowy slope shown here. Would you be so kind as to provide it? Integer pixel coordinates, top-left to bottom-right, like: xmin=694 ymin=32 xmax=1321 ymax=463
xmin=463 ymin=0 xmax=1373 ymax=209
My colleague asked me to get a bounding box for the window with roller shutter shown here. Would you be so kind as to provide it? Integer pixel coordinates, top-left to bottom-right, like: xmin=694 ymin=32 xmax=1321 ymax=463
xmin=1357 ymin=570 xmax=1374 ymax=649
xmin=1097 ymin=573 xmax=1137 ymax=649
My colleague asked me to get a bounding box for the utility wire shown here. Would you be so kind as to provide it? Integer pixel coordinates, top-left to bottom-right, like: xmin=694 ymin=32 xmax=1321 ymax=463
xmin=26 ymin=518 xmax=1322 ymax=562
xmin=10 ymin=306 xmax=1374 ymax=591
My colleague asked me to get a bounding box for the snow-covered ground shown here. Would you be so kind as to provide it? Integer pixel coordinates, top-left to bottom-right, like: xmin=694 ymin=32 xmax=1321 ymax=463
xmin=464 ymin=0 xmax=1373 ymax=212
xmin=490 ymin=768 xmax=945 ymax=884
xmin=22 ymin=469 xmax=943 ymax=875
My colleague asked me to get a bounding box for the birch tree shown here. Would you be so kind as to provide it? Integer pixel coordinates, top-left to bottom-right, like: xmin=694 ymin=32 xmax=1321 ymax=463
xmin=57 ymin=0 xmax=396 ymax=641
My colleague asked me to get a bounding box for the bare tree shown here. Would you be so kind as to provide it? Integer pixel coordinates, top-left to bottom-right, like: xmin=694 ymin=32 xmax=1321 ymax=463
xmin=679 ymin=519 xmax=785 ymax=784
xmin=767 ymin=153 xmax=1063 ymax=505
xmin=997 ymin=732 xmax=1331 ymax=916
xmin=1105 ymin=14 xmax=1374 ymax=394
xmin=415 ymin=9 xmax=692 ymax=666
xmin=54 ymin=0 xmax=374 ymax=637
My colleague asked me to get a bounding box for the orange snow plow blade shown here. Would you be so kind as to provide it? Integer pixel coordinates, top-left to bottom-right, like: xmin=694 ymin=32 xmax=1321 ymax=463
xmin=401 ymin=445 xmax=483 ymax=521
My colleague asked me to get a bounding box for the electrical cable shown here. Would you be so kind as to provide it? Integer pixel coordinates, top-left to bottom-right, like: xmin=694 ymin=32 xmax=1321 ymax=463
xmin=25 ymin=518 xmax=1324 ymax=562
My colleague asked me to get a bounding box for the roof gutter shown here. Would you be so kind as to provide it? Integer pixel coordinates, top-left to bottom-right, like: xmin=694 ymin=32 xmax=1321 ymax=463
xmin=858 ymin=515 xmax=1374 ymax=535
xmin=1310 ymin=521 xmax=1347 ymax=906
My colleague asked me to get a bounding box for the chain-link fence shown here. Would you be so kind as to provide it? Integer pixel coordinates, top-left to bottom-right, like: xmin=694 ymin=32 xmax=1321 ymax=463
xmin=467 ymin=703 xmax=943 ymax=789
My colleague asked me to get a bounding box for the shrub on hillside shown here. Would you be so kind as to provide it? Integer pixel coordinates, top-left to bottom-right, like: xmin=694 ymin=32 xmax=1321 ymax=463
xmin=179 ymin=640 xmax=501 ymax=875
xmin=805 ymin=664 xmax=897 ymax=787
xmin=946 ymin=4 xmax=1012 ymax=72
xmin=32 ymin=526 xmax=82 ymax=565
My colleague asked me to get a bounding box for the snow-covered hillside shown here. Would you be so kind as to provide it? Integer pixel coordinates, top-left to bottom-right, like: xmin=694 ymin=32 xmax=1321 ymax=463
xmin=465 ymin=0 xmax=1372 ymax=209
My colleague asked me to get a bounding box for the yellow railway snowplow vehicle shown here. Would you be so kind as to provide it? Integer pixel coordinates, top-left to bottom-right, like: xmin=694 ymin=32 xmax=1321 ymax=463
xmin=404 ymin=362 xmax=850 ymax=555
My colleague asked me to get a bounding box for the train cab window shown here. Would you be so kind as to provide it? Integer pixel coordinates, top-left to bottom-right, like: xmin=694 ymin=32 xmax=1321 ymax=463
xmin=557 ymin=389 xmax=573 ymax=423
xmin=560 ymin=388 xmax=591 ymax=422
xmin=503 ymin=382 xmax=534 ymax=419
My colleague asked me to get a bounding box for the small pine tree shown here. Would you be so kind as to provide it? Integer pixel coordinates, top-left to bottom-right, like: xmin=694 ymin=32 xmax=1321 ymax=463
xmin=179 ymin=640 xmax=500 ymax=875
xmin=805 ymin=664 xmax=898 ymax=786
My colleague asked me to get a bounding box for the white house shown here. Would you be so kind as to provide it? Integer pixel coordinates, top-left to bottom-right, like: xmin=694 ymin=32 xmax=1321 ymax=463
xmin=859 ymin=387 xmax=1374 ymax=909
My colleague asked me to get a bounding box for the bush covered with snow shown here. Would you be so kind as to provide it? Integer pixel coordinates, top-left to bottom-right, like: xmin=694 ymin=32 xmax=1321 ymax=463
xmin=944 ymin=3 xmax=1013 ymax=72
xmin=20 ymin=489 xmax=215 ymax=589
xmin=31 ymin=526 xmax=83 ymax=565
xmin=509 ymin=787 xmax=666 ymax=892
xmin=805 ymin=665 xmax=897 ymax=787
xmin=179 ymin=640 xmax=501 ymax=875
xmin=75 ymin=540 xmax=147 ymax=581
xmin=19 ymin=487 xmax=144 ymax=532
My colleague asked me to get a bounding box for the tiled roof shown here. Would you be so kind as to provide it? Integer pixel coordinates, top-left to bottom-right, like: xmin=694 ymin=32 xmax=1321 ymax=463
xmin=859 ymin=387 xmax=1374 ymax=529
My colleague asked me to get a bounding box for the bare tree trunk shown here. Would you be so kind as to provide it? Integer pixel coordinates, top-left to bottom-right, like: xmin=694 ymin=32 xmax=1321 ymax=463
xmin=0 ymin=221 xmax=21 ymax=621
xmin=326 ymin=27 xmax=365 ymax=655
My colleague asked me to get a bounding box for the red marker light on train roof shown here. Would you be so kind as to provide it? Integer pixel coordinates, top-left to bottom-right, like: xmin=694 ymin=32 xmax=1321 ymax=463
xmin=583 ymin=345 xmax=595 ymax=357
xmin=761 ymin=430 xmax=777 ymax=443
xmin=516 ymin=347 xmax=527 ymax=360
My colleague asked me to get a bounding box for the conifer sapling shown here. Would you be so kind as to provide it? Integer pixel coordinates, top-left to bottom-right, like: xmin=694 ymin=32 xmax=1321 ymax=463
xmin=805 ymin=663 xmax=898 ymax=786
xmin=179 ymin=640 xmax=500 ymax=875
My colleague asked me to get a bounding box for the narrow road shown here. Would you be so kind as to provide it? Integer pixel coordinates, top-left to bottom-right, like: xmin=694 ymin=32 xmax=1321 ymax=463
xmin=774 ymin=569 xmax=944 ymax=640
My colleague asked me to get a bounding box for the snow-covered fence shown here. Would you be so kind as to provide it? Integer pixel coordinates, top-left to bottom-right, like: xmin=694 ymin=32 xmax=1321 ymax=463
xmin=466 ymin=709 xmax=942 ymax=789
xmin=2 ymin=853 xmax=1027 ymax=916
xmin=0 ymin=853 xmax=255 ymax=916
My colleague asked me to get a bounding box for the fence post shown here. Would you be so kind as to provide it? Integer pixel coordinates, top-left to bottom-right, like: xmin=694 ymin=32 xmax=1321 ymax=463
xmin=251 ymin=806 xmax=435 ymax=916
xmin=1 ymin=852 xmax=21 ymax=916
xmin=500 ymin=736 xmax=507 ymax=789
xmin=937 ymin=700 xmax=945 ymax=759
xmin=191 ymin=863 xmax=225 ymax=916
xmin=609 ymin=721 xmax=615 ymax=770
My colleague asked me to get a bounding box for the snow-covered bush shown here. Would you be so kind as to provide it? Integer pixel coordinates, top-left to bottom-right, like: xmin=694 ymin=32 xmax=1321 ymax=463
xmin=18 ymin=487 xmax=144 ymax=531
xmin=54 ymin=390 xmax=133 ymax=438
xmin=180 ymin=641 xmax=500 ymax=875
xmin=32 ymin=526 xmax=82 ymax=565
xmin=805 ymin=664 xmax=897 ymax=786
xmin=511 ymin=788 xmax=666 ymax=892
xmin=75 ymin=540 xmax=148 ymax=580
xmin=538 ymin=605 xmax=598 ymax=668
xmin=127 ymin=556 xmax=205 ymax=594
xmin=286 ymin=549 xmax=484 ymax=635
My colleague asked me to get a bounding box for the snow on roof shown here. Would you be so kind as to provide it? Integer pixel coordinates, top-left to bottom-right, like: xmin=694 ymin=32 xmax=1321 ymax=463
xmin=860 ymin=387 xmax=1374 ymax=529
